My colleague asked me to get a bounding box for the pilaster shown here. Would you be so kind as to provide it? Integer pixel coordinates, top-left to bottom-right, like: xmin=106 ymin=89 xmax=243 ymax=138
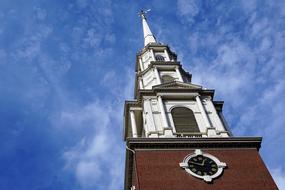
xmin=196 ymin=95 xmax=217 ymax=137
xmin=130 ymin=110 xmax=138 ymax=137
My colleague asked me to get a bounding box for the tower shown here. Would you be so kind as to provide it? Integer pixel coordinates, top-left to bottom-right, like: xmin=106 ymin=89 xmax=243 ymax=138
xmin=123 ymin=11 xmax=278 ymax=190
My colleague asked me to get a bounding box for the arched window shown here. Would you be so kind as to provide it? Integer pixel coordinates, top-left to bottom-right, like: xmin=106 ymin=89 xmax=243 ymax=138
xmin=161 ymin=75 xmax=175 ymax=83
xmin=171 ymin=107 xmax=200 ymax=133
xmin=155 ymin=54 xmax=165 ymax=61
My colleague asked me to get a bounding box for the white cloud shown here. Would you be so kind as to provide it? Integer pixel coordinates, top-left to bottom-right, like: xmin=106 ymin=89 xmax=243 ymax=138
xmin=105 ymin=33 xmax=116 ymax=43
xmin=175 ymin=1 xmax=285 ymax=149
xmin=191 ymin=38 xmax=256 ymax=109
xmin=240 ymin=0 xmax=257 ymax=13
xmin=100 ymin=67 xmax=134 ymax=100
xmin=59 ymin=101 xmax=111 ymax=129
xmin=271 ymin=168 xmax=285 ymax=190
xmin=84 ymin=28 xmax=102 ymax=48
xmin=261 ymin=80 xmax=285 ymax=105
xmin=76 ymin=161 xmax=102 ymax=186
xmin=177 ymin=0 xmax=199 ymax=17
xmin=61 ymin=101 xmax=124 ymax=190
xmin=76 ymin=0 xmax=88 ymax=9
xmin=0 ymin=49 xmax=7 ymax=64
xmin=15 ymin=25 xmax=53 ymax=59
xmin=0 ymin=1 xmax=121 ymax=189
xmin=59 ymin=62 xmax=133 ymax=189
xmin=33 ymin=7 xmax=47 ymax=20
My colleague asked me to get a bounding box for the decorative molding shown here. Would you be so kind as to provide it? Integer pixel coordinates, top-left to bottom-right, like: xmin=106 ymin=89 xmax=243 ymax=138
xmin=179 ymin=149 xmax=227 ymax=182
xmin=126 ymin=137 xmax=262 ymax=150
xmin=153 ymin=81 xmax=202 ymax=90
xmin=138 ymin=89 xmax=215 ymax=102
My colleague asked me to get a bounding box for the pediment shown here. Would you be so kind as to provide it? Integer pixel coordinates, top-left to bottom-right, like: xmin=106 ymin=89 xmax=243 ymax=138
xmin=153 ymin=81 xmax=202 ymax=90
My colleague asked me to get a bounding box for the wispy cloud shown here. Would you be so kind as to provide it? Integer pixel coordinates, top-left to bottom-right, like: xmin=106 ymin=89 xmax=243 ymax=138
xmin=177 ymin=0 xmax=200 ymax=23
xmin=58 ymin=65 xmax=133 ymax=189
xmin=271 ymin=168 xmax=285 ymax=190
xmin=60 ymin=99 xmax=127 ymax=189
xmin=173 ymin=0 xmax=285 ymax=184
xmin=0 ymin=0 xmax=284 ymax=189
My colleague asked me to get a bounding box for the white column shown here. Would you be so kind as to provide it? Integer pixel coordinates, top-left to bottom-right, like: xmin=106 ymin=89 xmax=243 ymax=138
xmin=164 ymin=49 xmax=170 ymax=61
xmin=207 ymin=99 xmax=227 ymax=131
xmin=145 ymin=99 xmax=156 ymax=131
xmin=139 ymin=58 xmax=144 ymax=71
xmin=196 ymin=96 xmax=211 ymax=129
xmin=154 ymin=67 xmax=162 ymax=84
xmin=218 ymin=112 xmax=232 ymax=136
xmin=130 ymin=111 xmax=138 ymax=137
xmin=150 ymin=49 xmax=155 ymax=61
xmin=158 ymin=96 xmax=169 ymax=129
xmin=139 ymin=78 xmax=144 ymax=89
xmin=196 ymin=96 xmax=218 ymax=137
xmin=175 ymin=66 xmax=183 ymax=82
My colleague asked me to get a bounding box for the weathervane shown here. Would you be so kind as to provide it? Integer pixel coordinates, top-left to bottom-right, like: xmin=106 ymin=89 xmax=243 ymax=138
xmin=138 ymin=9 xmax=151 ymax=19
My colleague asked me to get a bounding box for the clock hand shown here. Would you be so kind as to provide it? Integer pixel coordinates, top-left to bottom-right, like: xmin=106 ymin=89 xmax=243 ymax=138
xmin=202 ymin=159 xmax=206 ymax=166
xmin=189 ymin=161 xmax=203 ymax=166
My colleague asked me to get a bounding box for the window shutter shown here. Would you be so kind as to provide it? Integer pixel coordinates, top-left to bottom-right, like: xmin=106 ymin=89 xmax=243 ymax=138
xmin=161 ymin=75 xmax=175 ymax=84
xmin=171 ymin=107 xmax=200 ymax=133
xmin=155 ymin=54 xmax=165 ymax=61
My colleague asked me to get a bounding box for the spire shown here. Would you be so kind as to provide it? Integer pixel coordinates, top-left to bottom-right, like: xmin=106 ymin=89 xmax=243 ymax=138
xmin=139 ymin=10 xmax=157 ymax=46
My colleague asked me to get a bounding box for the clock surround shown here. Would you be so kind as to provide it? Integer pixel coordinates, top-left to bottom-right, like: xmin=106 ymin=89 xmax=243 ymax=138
xmin=179 ymin=149 xmax=227 ymax=182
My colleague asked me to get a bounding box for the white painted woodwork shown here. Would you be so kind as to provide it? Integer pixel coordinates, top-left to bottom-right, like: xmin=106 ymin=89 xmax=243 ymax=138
xmin=150 ymin=49 xmax=155 ymax=61
xmin=139 ymin=58 xmax=144 ymax=71
xmin=139 ymin=78 xmax=144 ymax=89
xmin=124 ymin=13 xmax=232 ymax=139
xmin=175 ymin=67 xmax=184 ymax=82
xmin=195 ymin=96 xmax=212 ymax=129
xmin=164 ymin=49 xmax=170 ymax=61
xmin=144 ymin=98 xmax=157 ymax=133
xmin=205 ymin=98 xmax=227 ymax=132
xmin=130 ymin=111 xmax=138 ymax=137
xmin=164 ymin=100 xmax=206 ymax=134
xmin=154 ymin=67 xmax=161 ymax=84
xmin=158 ymin=96 xmax=170 ymax=129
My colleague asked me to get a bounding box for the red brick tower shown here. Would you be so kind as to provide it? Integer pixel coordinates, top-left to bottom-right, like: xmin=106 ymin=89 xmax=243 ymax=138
xmin=123 ymin=11 xmax=278 ymax=190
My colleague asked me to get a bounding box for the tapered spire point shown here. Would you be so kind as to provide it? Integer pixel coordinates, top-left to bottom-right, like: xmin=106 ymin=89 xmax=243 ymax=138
xmin=138 ymin=9 xmax=157 ymax=46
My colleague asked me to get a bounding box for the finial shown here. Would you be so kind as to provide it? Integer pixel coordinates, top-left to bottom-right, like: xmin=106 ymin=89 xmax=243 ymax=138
xmin=138 ymin=9 xmax=151 ymax=19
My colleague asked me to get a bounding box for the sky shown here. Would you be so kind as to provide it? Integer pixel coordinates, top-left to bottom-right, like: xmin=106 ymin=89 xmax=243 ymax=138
xmin=0 ymin=0 xmax=284 ymax=189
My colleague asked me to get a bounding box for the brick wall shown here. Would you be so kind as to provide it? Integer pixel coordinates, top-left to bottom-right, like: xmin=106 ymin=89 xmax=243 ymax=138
xmin=133 ymin=149 xmax=278 ymax=190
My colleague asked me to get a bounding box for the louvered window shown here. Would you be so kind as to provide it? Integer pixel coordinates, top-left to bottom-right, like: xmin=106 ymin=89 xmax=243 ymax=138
xmin=155 ymin=54 xmax=165 ymax=61
xmin=161 ymin=75 xmax=175 ymax=83
xmin=171 ymin=107 xmax=200 ymax=133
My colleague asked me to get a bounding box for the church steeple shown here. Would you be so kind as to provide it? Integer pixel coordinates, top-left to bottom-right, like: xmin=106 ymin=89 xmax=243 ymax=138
xmin=123 ymin=13 xmax=278 ymax=190
xmin=139 ymin=10 xmax=157 ymax=46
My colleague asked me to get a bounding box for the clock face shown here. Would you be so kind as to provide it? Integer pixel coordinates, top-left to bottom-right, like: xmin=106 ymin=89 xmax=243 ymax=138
xmin=188 ymin=155 xmax=218 ymax=176
xmin=179 ymin=149 xmax=227 ymax=182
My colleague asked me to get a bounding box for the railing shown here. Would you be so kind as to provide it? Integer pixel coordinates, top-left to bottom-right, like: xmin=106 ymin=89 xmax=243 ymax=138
xmin=176 ymin=133 xmax=203 ymax=138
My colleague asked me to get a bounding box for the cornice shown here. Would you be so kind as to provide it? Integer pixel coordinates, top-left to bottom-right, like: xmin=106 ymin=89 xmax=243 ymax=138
xmin=138 ymin=61 xmax=181 ymax=76
xmin=213 ymin=101 xmax=224 ymax=111
xmin=134 ymin=61 xmax=187 ymax=98
xmin=138 ymin=43 xmax=169 ymax=56
xmin=127 ymin=137 xmax=262 ymax=150
xmin=137 ymin=88 xmax=215 ymax=102
xmin=123 ymin=100 xmax=141 ymax=141
xmin=152 ymin=81 xmax=202 ymax=89
xmin=135 ymin=44 xmax=177 ymax=72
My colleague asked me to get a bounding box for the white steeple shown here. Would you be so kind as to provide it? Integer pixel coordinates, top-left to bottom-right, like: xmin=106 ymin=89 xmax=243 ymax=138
xmin=139 ymin=10 xmax=157 ymax=46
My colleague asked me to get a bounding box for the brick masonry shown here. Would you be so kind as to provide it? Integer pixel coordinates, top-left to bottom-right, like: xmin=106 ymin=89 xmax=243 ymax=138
xmin=133 ymin=149 xmax=278 ymax=190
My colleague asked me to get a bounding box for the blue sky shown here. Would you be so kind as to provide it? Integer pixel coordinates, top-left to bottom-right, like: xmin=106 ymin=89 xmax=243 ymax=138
xmin=0 ymin=0 xmax=284 ymax=189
